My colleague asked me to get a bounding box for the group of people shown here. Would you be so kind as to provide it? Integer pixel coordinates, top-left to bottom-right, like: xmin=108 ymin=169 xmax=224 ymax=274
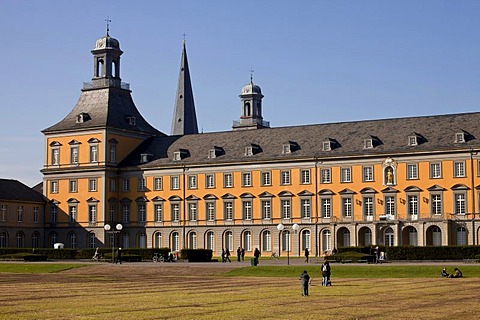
xmin=299 ymin=260 xmax=332 ymax=297
xmin=440 ymin=267 xmax=463 ymax=278
xmin=236 ymin=247 xmax=246 ymax=262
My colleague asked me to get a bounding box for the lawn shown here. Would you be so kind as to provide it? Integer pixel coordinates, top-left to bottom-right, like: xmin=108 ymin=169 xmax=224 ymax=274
xmin=0 ymin=263 xmax=479 ymax=319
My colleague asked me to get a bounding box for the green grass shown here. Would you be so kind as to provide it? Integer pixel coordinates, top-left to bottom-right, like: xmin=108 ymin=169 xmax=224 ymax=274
xmin=0 ymin=263 xmax=87 ymax=273
xmin=224 ymin=264 xmax=480 ymax=278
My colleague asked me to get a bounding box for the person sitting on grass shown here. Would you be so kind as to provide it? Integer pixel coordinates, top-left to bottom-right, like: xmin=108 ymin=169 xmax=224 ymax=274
xmin=440 ymin=268 xmax=449 ymax=277
xmin=448 ymin=268 xmax=463 ymax=278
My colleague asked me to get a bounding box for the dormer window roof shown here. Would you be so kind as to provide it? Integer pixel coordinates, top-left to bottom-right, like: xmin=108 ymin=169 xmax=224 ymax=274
xmin=173 ymin=149 xmax=189 ymax=161
xmin=140 ymin=153 xmax=153 ymax=163
xmin=408 ymin=132 xmax=424 ymax=146
xmin=455 ymin=132 xmax=465 ymax=143
xmin=245 ymin=144 xmax=261 ymax=156
xmin=76 ymin=112 xmax=91 ymax=123
xmin=322 ymin=138 xmax=337 ymax=151
xmin=125 ymin=115 xmax=136 ymax=126
xmin=208 ymin=146 xmax=224 ymax=159
xmin=282 ymin=141 xmax=299 ymax=154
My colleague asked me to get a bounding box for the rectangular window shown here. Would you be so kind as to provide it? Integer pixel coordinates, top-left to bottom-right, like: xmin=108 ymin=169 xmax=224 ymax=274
xmin=243 ymin=201 xmax=252 ymax=220
xmin=206 ymin=174 xmax=215 ymax=188
xmin=407 ymin=164 xmax=418 ymax=180
xmin=69 ymin=180 xmax=77 ymax=193
xmin=0 ymin=204 xmax=6 ymax=222
xmin=50 ymin=180 xmax=59 ymax=194
xmin=261 ymin=200 xmax=271 ymax=219
xmin=364 ymin=197 xmax=374 ymax=218
xmin=109 ymin=204 xmax=116 ymax=222
xmin=89 ymin=205 xmax=97 ymax=223
xmin=154 ymin=177 xmax=162 ymax=190
xmin=431 ymin=194 xmax=442 ymax=215
xmin=17 ymin=206 xmax=23 ymax=222
xmin=281 ymin=199 xmax=291 ymax=219
xmin=261 ymin=171 xmax=271 ymax=186
xmin=300 ymin=169 xmax=310 ymax=184
xmin=207 ymin=202 xmax=215 ymax=221
xmin=109 ymin=179 xmax=117 ymax=192
xmin=122 ymin=204 xmax=130 ymax=223
xmin=321 ymin=168 xmax=331 ymax=183
xmin=69 ymin=206 xmax=77 ymax=223
xmin=154 ymin=204 xmax=163 ymax=222
xmin=455 ymin=193 xmax=466 ymax=214
xmin=223 ymin=173 xmax=233 ymax=188
xmin=454 ymin=161 xmax=465 ymax=177
xmin=242 ymin=172 xmax=252 ymax=187
xmin=430 ymin=162 xmax=442 ymax=179
xmin=90 ymin=145 xmax=98 ymax=163
xmin=363 ymin=166 xmax=374 ymax=182
xmin=301 ymin=199 xmax=311 ymax=218
xmin=70 ymin=147 xmax=79 ymax=165
xmin=189 ymin=203 xmax=197 ymax=221
xmin=188 ymin=175 xmax=197 ymax=189
xmin=33 ymin=207 xmax=39 ymax=223
xmin=171 ymin=176 xmax=180 ymax=190
xmin=224 ymin=202 xmax=233 ymax=221
xmin=138 ymin=204 xmax=146 ymax=222
xmin=51 ymin=148 xmax=60 ymax=165
xmin=122 ymin=179 xmax=130 ymax=192
xmin=342 ymin=198 xmax=352 ymax=217
xmin=51 ymin=206 xmax=57 ymax=224
xmin=341 ymin=167 xmax=352 ymax=183
xmin=385 ymin=196 xmax=396 ymax=216
xmin=171 ymin=204 xmax=180 ymax=222
xmin=138 ymin=178 xmax=146 ymax=192
xmin=408 ymin=195 xmax=418 ymax=215
xmin=88 ymin=178 xmax=97 ymax=192
xmin=321 ymin=198 xmax=331 ymax=218
xmin=280 ymin=170 xmax=291 ymax=185
xmin=109 ymin=144 xmax=116 ymax=163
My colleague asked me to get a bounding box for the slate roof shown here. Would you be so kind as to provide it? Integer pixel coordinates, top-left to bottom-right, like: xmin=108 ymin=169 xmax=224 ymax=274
xmin=119 ymin=111 xmax=480 ymax=169
xmin=0 ymin=179 xmax=46 ymax=203
xmin=42 ymin=87 xmax=163 ymax=136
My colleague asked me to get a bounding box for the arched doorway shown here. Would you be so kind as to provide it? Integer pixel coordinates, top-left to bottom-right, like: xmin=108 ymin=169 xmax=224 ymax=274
xmin=336 ymin=227 xmax=351 ymax=248
xmin=402 ymin=226 xmax=418 ymax=246
xmin=358 ymin=227 xmax=372 ymax=246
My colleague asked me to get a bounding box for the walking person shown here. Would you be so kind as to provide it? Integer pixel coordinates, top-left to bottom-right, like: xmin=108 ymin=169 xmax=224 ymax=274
xmin=241 ymin=247 xmax=245 ymax=261
xmin=321 ymin=260 xmax=331 ymax=286
xmin=304 ymin=248 xmax=310 ymax=263
xmin=115 ymin=247 xmax=122 ymax=264
xmin=221 ymin=249 xmax=226 ymax=263
xmin=253 ymin=247 xmax=261 ymax=266
xmin=225 ymin=248 xmax=232 ymax=262
xmin=236 ymin=247 xmax=241 ymax=262
xmin=299 ymin=270 xmax=311 ymax=296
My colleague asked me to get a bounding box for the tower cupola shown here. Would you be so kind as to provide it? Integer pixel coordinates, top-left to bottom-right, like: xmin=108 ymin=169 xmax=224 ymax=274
xmin=89 ymin=29 xmax=124 ymax=89
xmin=233 ymin=76 xmax=270 ymax=130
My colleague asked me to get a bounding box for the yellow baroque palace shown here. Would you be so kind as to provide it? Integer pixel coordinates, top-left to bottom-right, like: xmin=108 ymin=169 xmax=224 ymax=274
xmin=37 ymin=31 xmax=480 ymax=257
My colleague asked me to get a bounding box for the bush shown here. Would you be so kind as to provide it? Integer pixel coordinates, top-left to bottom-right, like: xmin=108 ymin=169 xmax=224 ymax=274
xmin=23 ymin=254 xmax=48 ymax=262
xmin=180 ymin=249 xmax=213 ymax=262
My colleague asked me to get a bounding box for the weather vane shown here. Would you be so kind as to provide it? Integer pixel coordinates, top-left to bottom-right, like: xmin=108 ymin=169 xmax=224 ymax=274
xmin=249 ymin=68 xmax=254 ymax=83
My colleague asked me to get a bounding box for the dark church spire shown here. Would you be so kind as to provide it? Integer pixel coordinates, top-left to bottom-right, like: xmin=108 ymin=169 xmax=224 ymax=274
xmin=171 ymin=40 xmax=198 ymax=135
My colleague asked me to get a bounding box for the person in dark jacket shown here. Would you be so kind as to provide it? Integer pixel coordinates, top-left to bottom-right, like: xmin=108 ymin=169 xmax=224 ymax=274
xmin=253 ymin=248 xmax=261 ymax=266
xmin=225 ymin=248 xmax=232 ymax=262
xmin=304 ymin=248 xmax=310 ymax=263
xmin=115 ymin=247 xmax=122 ymax=264
xmin=299 ymin=270 xmax=311 ymax=296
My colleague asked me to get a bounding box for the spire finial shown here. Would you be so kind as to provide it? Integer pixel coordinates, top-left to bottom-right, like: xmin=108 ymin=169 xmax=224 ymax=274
xmin=249 ymin=68 xmax=254 ymax=83
xmin=105 ymin=16 xmax=111 ymax=36
xmin=182 ymin=32 xmax=187 ymax=43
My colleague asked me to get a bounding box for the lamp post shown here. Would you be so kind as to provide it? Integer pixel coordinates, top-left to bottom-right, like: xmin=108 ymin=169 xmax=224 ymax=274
xmin=277 ymin=223 xmax=300 ymax=265
xmin=104 ymin=223 xmax=123 ymax=263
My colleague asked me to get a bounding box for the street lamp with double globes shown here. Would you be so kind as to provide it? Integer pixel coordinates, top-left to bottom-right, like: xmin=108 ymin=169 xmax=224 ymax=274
xmin=277 ymin=223 xmax=300 ymax=265
xmin=104 ymin=223 xmax=123 ymax=263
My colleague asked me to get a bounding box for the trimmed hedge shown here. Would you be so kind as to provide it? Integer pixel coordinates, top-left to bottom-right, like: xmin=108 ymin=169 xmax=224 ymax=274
xmin=180 ymin=249 xmax=213 ymax=262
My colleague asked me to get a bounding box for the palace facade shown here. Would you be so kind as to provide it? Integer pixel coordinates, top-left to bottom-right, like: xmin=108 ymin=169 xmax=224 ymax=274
xmin=27 ymin=31 xmax=480 ymax=256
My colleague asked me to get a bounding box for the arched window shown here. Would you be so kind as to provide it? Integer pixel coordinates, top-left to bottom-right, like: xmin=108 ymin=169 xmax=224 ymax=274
xmin=171 ymin=232 xmax=180 ymax=251
xmin=432 ymin=226 xmax=442 ymax=246
xmin=225 ymin=231 xmax=233 ymax=251
xmin=322 ymin=229 xmax=331 ymax=252
xmin=282 ymin=230 xmax=291 ymax=252
xmin=49 ymin=232 xmax=58 ymax=248
xmin=96 ymin=58 xmax=104 ymax=77
xmin=69 ymin=233 xmax=77 ymax=249
xmin=189 ymin=232 xmax=197 ymax=249
xmin=16 ymin=231 xmax=24 ymax=248
xmin=456 ymin=226 xmax=467 ymax=245
xmin=243 ymin=231 xmax=252 ymax=252
xmin=409 ymin=228 xmax=418 ymax=246
xmin=301 ymin=230 xmax=311 ymax=251
xmin=0 ymin=231 xmax=7 ymax=247
xmin=385 ymin=227 xmax=394 ymax=246
xmin=154 ymin=232 xmax=162 ymax=248
xmin=139 ymin=233 xmax=146 ymax=248
xmin=206 ymin=231 xmax=215 ymax=251
xmin=122 ymin=233 xmax=130 ymax=249
xmin=262 ymin=230 xmax=271 ymax=252
xmin=88 ymin=232 xmax=96 ymax=248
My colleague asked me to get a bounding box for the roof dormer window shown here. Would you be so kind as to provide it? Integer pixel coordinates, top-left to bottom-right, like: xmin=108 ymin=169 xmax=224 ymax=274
xmin=245 ymin=146 xmax=253 ymax=156
xmin=282 ymin=141 xmax=299 ymax=154
xmin=364 ymin=139 xmax=373 ymax=149
xmin=455 ymin=132 xmax=466 ymax=143
xmin=173 ymin=149 xmax=189 ymax=161
xmin=125 ymin=115 xmax=136 ymax=126
xmin=408 ymin=135 xmax=418 ymax=146
xmin=76 ymin=112 xmax=91 ymax=123
xmin=173 ymin=152 xmax=181 ymax=161
xmin=282 ymin=144 xmax=291 ymax=154
xmin=208 ymin=146 xmax=224 ymax=159
xmin=322 ymin=141 xmax=331 ymax=151
xmin=208 ymin=149 xmax=216 ymax=158
xmin=140 ymin=154 xmax=153 ymax=163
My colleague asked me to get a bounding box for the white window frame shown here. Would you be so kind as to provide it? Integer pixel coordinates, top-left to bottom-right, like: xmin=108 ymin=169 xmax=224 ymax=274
xmin=154 ymin=177 xmax=162 ymax=191
xmin=89 ymin=178 xmax=97 ymax=192
xmin=89 ymin=145 xmax=98 ymax=163
xmin=262 ymin=200 xmax=271 ymax=220
xmin=242 ymin=172 xmax=252 ymax=187
xmin=300 ymin=169 xmax=310 ymax=184
xmin=321 ymin=168 xmax=331 ymax=183
xmin=206 ymin=202 xmax=215 ymax=221
xmin=206 ymin=174 xmax=215 ymax=188
xmin=189 ymin=203 xmax=197 ymax=221
xmin=454 ymin=161 xmax=465 ymax=178
xmin=171 ymin=176 xmax=180 ymax=190
xmin=407 ymin=164 xmax=418 ymax=180
xmin=188 ymin=175 xmax=197 ymax=189
xmin=280 ymin=170 xmax=291 ymax=185
xmin=321 ymin=198 xmax=331 ymax=218
xmin=281 ymin=199 xmax=291 ymax=219
xmin=171 ymin=203 xmax=180 ymax=222
xmin=455 ymin=193 xmax=466 ymax=215
xmin=69 ymin=180 xmax=78 ymax=193
xmin=243 ymin=201 xmax=252 ymax=220
xmin=431 ymin=194 xmax=442 ymax=215
xmin=301 ymin=198 xmax=311 ymax=218
xmin=341 ymin=167 xmax=352 ymax=183
xmin=138 ymin=177 xmax=146 ymax=192
xmin=363 ymin=166 xmax=374 ymax=182
xmin=430 ymin=162 xmax=442 ymax=179
xmin=224 ymin=202 xmax=234 ymax=221
xmin=261 ymin=171 xmax=271 ymax=186
xmin=122 ymin=179 xmax=130 ymax=192
xmin=154 ymin=203 xmax=163 ymax=222
xmin=224 ymin=173 xmax=233 ymax=188
xmin=342 ymin=197 xmax=352 ymax=218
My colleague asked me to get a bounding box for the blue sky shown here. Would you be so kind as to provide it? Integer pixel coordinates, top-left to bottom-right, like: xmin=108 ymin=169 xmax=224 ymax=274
xmin=1 ymin=0 xmax=479 ymax=186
